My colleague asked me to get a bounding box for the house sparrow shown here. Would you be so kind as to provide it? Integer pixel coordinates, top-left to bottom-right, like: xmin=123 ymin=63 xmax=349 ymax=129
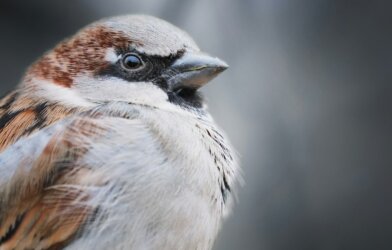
xmin=0 ymin=15 xmax=239 ymax=250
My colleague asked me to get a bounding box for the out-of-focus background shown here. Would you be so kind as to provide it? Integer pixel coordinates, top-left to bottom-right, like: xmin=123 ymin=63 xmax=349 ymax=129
xmin=1 ymin=1 xmax=391 ymax=249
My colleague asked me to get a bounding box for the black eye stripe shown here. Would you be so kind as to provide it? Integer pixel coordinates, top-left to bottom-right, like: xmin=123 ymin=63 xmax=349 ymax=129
xmin=97 ymin=50 xmax=181 ymax=83
xmin=95 ymin=48 xmax=203 ymax=109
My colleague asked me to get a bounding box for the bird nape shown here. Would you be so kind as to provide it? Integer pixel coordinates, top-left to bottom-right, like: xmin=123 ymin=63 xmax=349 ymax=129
xmin=0 ymin=14 xmax=239 ymax=250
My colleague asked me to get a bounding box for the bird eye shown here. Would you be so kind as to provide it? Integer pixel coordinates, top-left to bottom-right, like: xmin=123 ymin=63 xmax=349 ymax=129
xmin=121 ymin=54 xmax=144 ymax=70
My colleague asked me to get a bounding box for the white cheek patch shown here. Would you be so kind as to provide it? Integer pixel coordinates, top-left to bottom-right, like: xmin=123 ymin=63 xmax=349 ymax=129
xmin=73 ymin=76 xmax=170 ymax=108
xmin=105 ymin=48 xmax=120 ymax=63
xmin=29 ymin=79 xmax=95 ymax=108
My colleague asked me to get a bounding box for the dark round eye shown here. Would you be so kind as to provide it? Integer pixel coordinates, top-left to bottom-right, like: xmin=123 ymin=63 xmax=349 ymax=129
xmin=122 ymin=54 xmax=144 ymax=70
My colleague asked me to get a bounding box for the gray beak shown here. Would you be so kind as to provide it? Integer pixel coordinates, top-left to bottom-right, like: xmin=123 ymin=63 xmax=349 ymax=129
xmin=167 ymin=52 xmax=228 ymax=91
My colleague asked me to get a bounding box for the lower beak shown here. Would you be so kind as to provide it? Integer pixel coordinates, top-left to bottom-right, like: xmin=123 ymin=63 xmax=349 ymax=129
xmin=166 ymin=52 xmax=228 ymax=91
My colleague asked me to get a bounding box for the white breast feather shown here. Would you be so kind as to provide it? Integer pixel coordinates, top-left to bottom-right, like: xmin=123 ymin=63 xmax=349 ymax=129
xmin=0 ymin=102 xmax=238 ymax=250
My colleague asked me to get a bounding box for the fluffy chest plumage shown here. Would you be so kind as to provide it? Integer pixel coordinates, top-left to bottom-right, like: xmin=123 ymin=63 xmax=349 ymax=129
xmin=140 ymin=106 xmax=237 ymax=209
xmin=71 ymin=104 xmax=238 ymax=250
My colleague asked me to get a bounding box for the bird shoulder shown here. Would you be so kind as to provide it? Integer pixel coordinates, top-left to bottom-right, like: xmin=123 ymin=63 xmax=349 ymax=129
xmin=0 ymin=90 xmax=77 ymax=152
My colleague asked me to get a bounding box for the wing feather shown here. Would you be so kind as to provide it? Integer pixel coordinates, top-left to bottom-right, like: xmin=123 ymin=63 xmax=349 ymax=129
xmin=0 ymin=115 xmax=107 ymax=250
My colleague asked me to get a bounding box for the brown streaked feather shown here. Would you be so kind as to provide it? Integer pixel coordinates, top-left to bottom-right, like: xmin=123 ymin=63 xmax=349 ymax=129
xmin=0 ymin=116 xmax=108 ymax=250
xmin=0 ymin=91 xmax=77 ymax=152
xmin=26 ymin=26 xmax=132 ymax=87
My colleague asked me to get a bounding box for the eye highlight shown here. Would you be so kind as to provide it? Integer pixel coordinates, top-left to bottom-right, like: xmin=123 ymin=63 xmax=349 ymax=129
xmin=121 ymin=53 xmax=144 ymax=70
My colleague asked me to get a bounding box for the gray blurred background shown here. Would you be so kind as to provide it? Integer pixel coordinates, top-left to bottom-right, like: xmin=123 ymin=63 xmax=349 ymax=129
xmin=1 ymin=1 xmax=391 ymax=249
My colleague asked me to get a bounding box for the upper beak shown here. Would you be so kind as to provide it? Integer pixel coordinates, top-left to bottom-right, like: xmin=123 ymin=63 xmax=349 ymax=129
xmin=166 ymin=52 xmax=228 ymax=91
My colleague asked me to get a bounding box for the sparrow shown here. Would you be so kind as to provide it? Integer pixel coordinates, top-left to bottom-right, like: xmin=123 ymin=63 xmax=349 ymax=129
xmin=0 ymin=15 xmax=239 ymax=250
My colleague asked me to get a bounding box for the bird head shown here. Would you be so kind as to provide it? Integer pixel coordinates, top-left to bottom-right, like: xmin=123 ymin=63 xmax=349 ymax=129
xmin=24 ymin=15 xmax=228 ymax=111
